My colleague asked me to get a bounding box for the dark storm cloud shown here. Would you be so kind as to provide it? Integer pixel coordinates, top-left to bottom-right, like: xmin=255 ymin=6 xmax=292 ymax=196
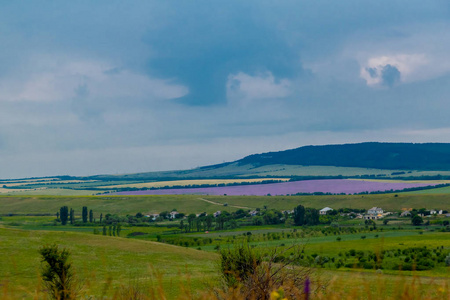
xmin=143 ymin=2 xmax=304 ymax=106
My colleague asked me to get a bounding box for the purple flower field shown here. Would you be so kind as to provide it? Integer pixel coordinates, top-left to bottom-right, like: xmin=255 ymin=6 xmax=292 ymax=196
xmin=114 ymin=179 xmax=440 ymax=196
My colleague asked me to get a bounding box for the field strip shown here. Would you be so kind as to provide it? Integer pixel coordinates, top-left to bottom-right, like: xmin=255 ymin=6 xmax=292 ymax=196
xmin=349 ymin=178 xmax=450 ymax=184
xmin=99 ymin=178 xmax=289 ymax=189
xmin=197 ymin=197 xmax=252 ymax=209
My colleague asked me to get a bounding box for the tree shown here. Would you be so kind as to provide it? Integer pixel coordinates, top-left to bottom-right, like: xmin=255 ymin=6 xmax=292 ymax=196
xmin=39 ymin=244 xmax=76 ymax=300
xmin=69 ymin=209 xmax=74 ymax=225
xmin=100 ymin=213 xmax=103 ymax=224
xmin=102 ymin=226 xmax=107 ymax=236
xmin=196 ymin=218 xmax=202 ymax=232
xmin=89 ymin=210 xmax=93 ymax=223
xmin=412 ymin=215 xmax=423 ymax=226
xmin=82 ymin=207 xmax=88 ymax=223
xmin=305 ymin=208 xmax=320 ymax=225
xmin=205 ymin=215 xmax=213 ymax=231
xmin=180 ymin=220 xmax=185 ymax=232
xmin=383 ymin=219 xmax=389 ymax=225
xmin=116 ymin=223 xmax=121 ymax=236
xmin=187 ymin=214 xmax=196 ymax=232
xmin=293 ymin=205 xmax=305 ymax=226
xmin=60 ymin=206 xmax=69 ymax=226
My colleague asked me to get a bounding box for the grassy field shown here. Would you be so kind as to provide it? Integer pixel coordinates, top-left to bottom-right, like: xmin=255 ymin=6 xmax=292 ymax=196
xmin=3 ymin=189 xmax=100 ymax=196
xmin=1 ymin=223 xmax=449 ymax=299
xmin=405 ymin=185 xmax=450 ymax=194
xmin=1 ymin=192 xmax=449 ymax=299
xmin=1 ymin=193 xmax=449 ymax=217
xmin=0 ymin=227 xmax=218 ymax=299
xmin=197 ymin=193 xmax=450 ymax=211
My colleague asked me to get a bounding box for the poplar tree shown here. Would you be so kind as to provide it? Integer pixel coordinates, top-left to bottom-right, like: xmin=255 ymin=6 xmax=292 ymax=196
xmin=60 ymin=206 xmax=69 ymax=225
xmin=293 ymin=205 xmax=305 ymax=226
xmin=70 ymin=208 xmax=74 ymax=225
xmin=89 ymin=210 xmax=93 ymax=223
xmin=82 ymin=206 xmax=88 ymax=223
xmin=116 ymin=223 xmax=121 ymax=237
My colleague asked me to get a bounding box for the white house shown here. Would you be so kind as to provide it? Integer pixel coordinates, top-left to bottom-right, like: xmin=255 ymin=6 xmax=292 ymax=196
xmin=368 ymin=207 xmax=383 ymax=215
xmin=213 ymin=211 xmax=221 ymax=218
xmin=429 ymin=210 xmax=437 ymax=215
xmin=170 ymin=211 xmax=179 ymax=219
xmin=319 ymin=207 xmax=333 ymax=215
xmin=249 ymin=210 xmax=259 ymax=216
xmin=146 ymin=213 xmax=160 ymax=221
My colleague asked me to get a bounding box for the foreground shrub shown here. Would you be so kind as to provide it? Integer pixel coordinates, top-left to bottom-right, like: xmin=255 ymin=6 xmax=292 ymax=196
xmin=218 ymin=243 xmax=311 ymax=299
xmin=39 ymin=244 xmax=76 ymax=300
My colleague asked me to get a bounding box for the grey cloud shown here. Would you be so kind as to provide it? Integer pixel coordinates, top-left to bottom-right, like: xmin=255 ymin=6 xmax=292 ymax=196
xmin=366 ymin=67 xmax=378 ymax=78
xmin=71 ymin=84 xmax=103 ymax=122
xmin=381 ymin=64 xmax=401 ymax=87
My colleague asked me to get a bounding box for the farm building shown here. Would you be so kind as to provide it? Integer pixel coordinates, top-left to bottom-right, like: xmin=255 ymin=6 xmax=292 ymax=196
xmin=170 ymin=211 xmax=179 ymax=219
xmin=368 ymin=207 xmax=383 ymax=215
xmin=400 ymin=211 xmax=411 ymax=217
xmin=319 ymin=207 xmax=333 ymax=215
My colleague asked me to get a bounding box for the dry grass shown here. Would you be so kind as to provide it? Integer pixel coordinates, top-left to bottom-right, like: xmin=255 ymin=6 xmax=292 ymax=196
xmin=3 ymin=271 xmax=447 ymax=299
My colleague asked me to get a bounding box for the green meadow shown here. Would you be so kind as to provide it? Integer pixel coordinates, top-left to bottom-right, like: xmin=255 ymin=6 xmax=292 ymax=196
xmin=1 ymin=193 xmax=449 ymax=217
xmin=0 ymin=227 xmax=217 ymax=299
xmin=1 ymin=192 xmax=449 ymax=299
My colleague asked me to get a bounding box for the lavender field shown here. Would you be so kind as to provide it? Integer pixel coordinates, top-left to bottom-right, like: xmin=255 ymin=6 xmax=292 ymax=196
xmin=114 ymin=179 xmax=440 ymax=196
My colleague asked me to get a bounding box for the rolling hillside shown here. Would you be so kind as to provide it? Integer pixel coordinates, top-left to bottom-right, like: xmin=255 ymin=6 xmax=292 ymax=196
xmin=90 ymin=142 xmax=450 ymax=180
xmin=237 ymin=142 xmax=450 ymax=171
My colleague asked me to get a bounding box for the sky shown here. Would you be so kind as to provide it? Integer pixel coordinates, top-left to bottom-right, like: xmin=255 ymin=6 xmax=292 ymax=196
xmin=1 ymin=1 xmax=450 ymax=178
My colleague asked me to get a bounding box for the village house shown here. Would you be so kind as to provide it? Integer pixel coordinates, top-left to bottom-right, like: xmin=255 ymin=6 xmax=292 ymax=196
xmin=368 ymin=207 xmax=383 ymax=215
xmin=319 ymin=207 xmax=333 ymax=215
xmin=170 ymin=211 xmax=179 ymax=219
xmin=400 ymin=211 xmax=411 ymax=217
xmin=213 ymin=211 xmax=221 ymax=218
xmin=249 ymin=210 xmax=259 ymax=216
xmin=145 ymin=213 xmax=160 ymax=221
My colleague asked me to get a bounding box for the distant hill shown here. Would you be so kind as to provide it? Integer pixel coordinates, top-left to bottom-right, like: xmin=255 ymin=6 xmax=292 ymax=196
xmin=237 ymin=142 xmax=450 ymax=171
xmin=4 ymin=142 xmax=450 ymax=191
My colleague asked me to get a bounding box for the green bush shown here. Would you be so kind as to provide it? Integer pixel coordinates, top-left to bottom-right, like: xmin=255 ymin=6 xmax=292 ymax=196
xmin=39 ymin=244 xmax=76 ymax=300
xmin=219 ymin=243 xmax=261 ymax=288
